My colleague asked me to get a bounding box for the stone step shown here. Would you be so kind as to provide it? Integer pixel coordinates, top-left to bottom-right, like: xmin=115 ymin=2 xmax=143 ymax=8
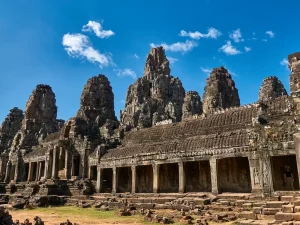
xmin=239 ymin=211 xmax=257 ymax=220
xmin=274 ymin=212 xmax=300 ymax=222
xmin=280 ymin=196 xmax=295 ymax=202
xmin=263 ymin=208 xmax=282 ymax=215
xmin=266 ymin=201 xmax=289 ymax=208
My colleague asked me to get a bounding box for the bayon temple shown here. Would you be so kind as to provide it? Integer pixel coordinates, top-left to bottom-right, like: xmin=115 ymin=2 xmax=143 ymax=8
xmin=1 ymin=46 xmax=300 ymax=198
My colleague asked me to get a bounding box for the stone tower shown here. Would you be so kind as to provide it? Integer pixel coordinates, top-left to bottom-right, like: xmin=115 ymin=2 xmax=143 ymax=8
xmin=76 ymin=74 xmax=118 ymax=127
xmin=12 ymin=85 xmax=62 ymax=148
xmin=202 ymin=67 xmax=240 ymax=114
xmin=0 ymin=108 xmax=24 ymax=153
xmin=182 ymin=91 xmax=203 ymax=120
xmin=258 ymin=76 xmax=287 ymax=102
xmin=120 ymin=46 xmax=185 ymax=128
xmin=289 ymin=52 xmax=300 ymax=97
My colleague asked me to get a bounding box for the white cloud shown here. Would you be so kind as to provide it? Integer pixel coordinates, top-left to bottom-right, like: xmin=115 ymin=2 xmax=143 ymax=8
xmin=62 ymin=33 xmax=113 ymax=68
xmin=219 ymin=41 xmax=241 ymax=55
xmin=168 ymin=57 xmax=178 ymax=64
xmin=280 ymin=58 xmax=289 ymax=69
xmin=201 ymin=67 xmax=212 ymax=76
xmin=266 ymin=31 xmax=275 ymax=38
xmin=179 ymin=27 xmax=222 ymax=40
xmin=150 ymin=40 xmax=197 ymax=53
xmin=229 ymin=28 xmax=244 ymax=43
xmin=82 ymin=20 xmax=115 ymax=39
xmin=133 ymin=54 xmax=139 ymax=59
xmin=114 ymin=68 xmax=137 ymax=79
xmin=244 ymin=46 xmax=251 ymax=52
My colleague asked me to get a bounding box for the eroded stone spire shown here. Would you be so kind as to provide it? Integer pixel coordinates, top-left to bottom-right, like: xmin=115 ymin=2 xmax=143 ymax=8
xmin=144 ymin=46 xmax=170 ymax=80
xmin=182 ymin=91 xmax=203 ymax=120
xmin=258 ymin=76 xmax=287 ymax=102
xmin=12 ymin=85 xmax=62 ymax=148
xmin=0 ymin=107 xmax=23 ymax=153
xmin=120 ymin=46 xmax=185 ymax=129
xmin=76 ymin=74 xmax=118 ymax=127
xmin=289 ymin=52 xmax=300 ymax=97
xmin=202 ymin=67 xmax=240 ymax=114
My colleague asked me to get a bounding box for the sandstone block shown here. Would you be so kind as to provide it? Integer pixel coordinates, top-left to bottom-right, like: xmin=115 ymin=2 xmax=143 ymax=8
xmin=239 ymin=211 xmax=257 ymax=220
xmin=275 ymin=212 xmax=294 ymax=221
xmin=282 ymin=205 xmax=294 ymax=213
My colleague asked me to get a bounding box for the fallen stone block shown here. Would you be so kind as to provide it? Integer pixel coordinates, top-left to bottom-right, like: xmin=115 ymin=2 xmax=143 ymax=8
xmin=252 ymin=207 xmax=262 ymax=214
xmin=238 ymin=220 xmax=255 ymax=225
xmin=292 ymin=212 xmax=300 ymax=221
xmin=295 ymin=206 xmax=300 ymax=213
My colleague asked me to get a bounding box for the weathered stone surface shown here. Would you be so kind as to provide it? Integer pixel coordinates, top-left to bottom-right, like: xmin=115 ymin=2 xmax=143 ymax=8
xmin=0 ymin=108 xmax=23 ymax=153
xmin=289 ymin=52 xmax=300 ymax=97
xmin=182 ymin=91 xmax=202 ymax=121
xmin=120 ymin=46 xmax=185 ymax=128
xmin=202 ymin=67 xmax=240 ymax=114
xmin=258 ymin=76 xmax=287 ymax=102
xmin=77 ymin=74 xmax=118 ymax=127
xmin=12 ymin=85 xmax=63 ymax=148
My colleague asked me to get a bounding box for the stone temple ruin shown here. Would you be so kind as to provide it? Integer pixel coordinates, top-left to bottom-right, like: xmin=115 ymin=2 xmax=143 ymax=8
xmin=1 ymin=47 xmax=300 ymax=216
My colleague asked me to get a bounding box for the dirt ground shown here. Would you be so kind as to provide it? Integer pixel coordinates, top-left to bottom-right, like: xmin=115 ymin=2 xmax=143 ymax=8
xmin=8 ymin=206 xmax=236 ymax=225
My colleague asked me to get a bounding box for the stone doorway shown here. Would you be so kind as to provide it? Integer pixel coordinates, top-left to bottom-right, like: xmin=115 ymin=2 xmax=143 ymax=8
xmin=31 ymin=162 xmax=38 ymax=181
xmin=117 ymin=167 xmax=132 ymax=193
xmin=158 ymin=163 xmax=179 ymax=193
xmin=10 ymin=165 xmax=16 ymax=181
xmin=184 ymin=161 xmax=212 ymax=192
xmin=136 ymin=165 xmax=153 ymax=193
xmin=24 ymin=163 xmax=29 ymax=182
xmin=40 ymin=161 xmax=45 ymax=179
xmin=271 ymin=155 xmax=299 ymax=191
xmin=102 ymin=168 xmax=113 ymax=193
xmin=218 ymin=157 xmax=252 ymax=193
xmin=72 ymin=156 xmax=80 ymax=177
xmin=90 ymin=166 xmax=97 ymax=181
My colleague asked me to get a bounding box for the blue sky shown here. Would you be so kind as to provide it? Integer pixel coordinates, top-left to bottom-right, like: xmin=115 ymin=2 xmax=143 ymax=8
xmin=0 ymin=0 xmax=299 ymax=122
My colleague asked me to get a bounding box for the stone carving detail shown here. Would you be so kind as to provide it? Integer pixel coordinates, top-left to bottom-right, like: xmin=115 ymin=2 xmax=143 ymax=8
xmin=0 ymin=108 xmax=23 ymax=153
xmin=202 ymin=67 xmax=240 ymax=114
xmin=258 ymin=76 xmax=287 ymax=102
xmin=120 ymin=46 xmax=185 ymax=129
xmin=182 ymin=91 xmax=202 ymax=121
xmin=12 ymin=85 xmax=63 ymax=149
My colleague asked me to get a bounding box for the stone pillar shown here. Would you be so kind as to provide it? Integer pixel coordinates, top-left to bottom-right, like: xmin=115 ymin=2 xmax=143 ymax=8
xmin=249 ymin=157 xmax=263 ymax=193
xmin=131 ymin=165 xmax=136 ymax=194
xmin=261 ymin=154 xmax=274 ymax=194
xmin=96 ymin=167 xmax=102 ymax=193
xmin=51 ymin=147 xmax=57 ymax=179
xmin=44 ymin=160 xmax=49 ymax=180
xmin=4 ymin=162 xmax=11 ymax=183
xmin=209 ymin=157 xmax=218 ymax=194
xmin=36 ymin=161 xmax=40 ymax=181
xmin=112 ymin=167 xmax=117 ymax=193
xmin=71 ymin=155 xmax=74 ymax=177
xmin=27 ymin=162 xmax=32 ymax=181
xmin=153 ymin=164 xmax=160 ymax=193
xmin=178 ymin=162 xmax=185 ymax=193
xmin=294 ymin=133 xmax=300 ymax=187
xmin=65 ymin=150 xmax=70 ymax=179
xmin=14 ymin=162 xmax=19 ymax=182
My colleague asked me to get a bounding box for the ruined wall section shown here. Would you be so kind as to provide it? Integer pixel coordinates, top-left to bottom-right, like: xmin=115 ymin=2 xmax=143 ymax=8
xmin=120 ymin=46 xmax=185 ymax=129
xmin=289 ymin=52 xmax=300 ymax=97
xmin=202 ymin=67 xmax=240 ymax=114
xmin=0 ymin=108 xmax=24 ymax=153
